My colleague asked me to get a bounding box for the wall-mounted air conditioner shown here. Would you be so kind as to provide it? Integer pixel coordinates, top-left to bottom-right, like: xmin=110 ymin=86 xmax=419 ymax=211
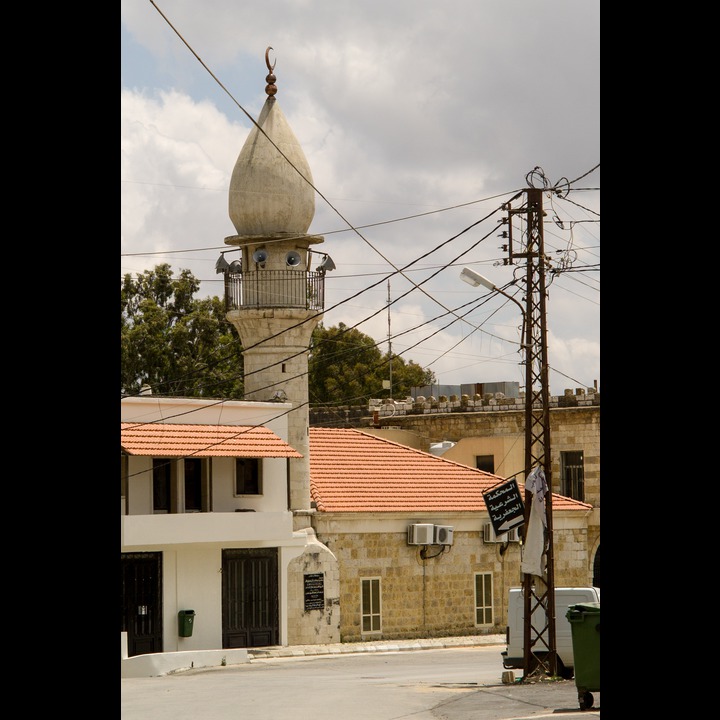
xmin=407 ymin=523 xmax=434 ymax=545
xmin=434 ymin=525 xmax=454 ymax=545
xmin=483 ymin=522 xmax=521 ymax=543
xmin=483 ymin=522 xmax=505 ymax=543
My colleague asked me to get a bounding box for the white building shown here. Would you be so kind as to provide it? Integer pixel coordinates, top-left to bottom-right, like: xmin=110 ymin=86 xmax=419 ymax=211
xmin=121 ymin=395 xmax=340 ymax=678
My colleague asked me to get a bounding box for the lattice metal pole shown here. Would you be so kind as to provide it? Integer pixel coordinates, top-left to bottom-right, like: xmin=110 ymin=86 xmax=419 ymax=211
xmin=508 ymin=187 xmax=557 ymax=679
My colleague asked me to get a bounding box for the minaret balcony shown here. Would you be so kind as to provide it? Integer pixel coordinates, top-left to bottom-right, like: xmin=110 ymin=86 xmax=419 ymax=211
xmin=224 ymin=270 xmax=326 ymax=312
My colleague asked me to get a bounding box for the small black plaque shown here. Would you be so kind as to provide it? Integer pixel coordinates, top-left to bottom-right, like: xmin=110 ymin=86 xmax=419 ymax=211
xmin=304 ymin=572 xmax=325 ymax=611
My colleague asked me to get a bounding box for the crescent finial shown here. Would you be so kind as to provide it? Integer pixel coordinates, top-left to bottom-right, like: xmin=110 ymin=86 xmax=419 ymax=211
xmin=265 ymin=47 xmax=276 ymax=73
xmin=265 ymin=46 xmax=278 ymax=97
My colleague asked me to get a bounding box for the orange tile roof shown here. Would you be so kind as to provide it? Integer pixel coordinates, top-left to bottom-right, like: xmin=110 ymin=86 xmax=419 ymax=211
xmin=121 ymin=422 xmax=303 ymax=458
xmin=309 ymin=427 xmax=592 ymax=514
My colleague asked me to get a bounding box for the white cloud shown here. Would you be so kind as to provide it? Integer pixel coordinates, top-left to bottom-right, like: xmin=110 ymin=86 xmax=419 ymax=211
xmin=121 ymin=0 xmax=599 ymax=395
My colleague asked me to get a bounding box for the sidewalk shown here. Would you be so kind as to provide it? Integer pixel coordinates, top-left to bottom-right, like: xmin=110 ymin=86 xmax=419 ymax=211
xmin=122 ymin=632 xmax=509 ymax=679
xmin=246 ymin=632 xmax=507 ymax=659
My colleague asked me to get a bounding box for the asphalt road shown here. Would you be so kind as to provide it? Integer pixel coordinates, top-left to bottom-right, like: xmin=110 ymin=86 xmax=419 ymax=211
xmin=120 ymin=645 xmax=600 ymax=719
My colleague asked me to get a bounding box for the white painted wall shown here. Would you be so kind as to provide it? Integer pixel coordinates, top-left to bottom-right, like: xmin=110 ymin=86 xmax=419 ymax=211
xmin=163 ymin=548 xmax=223 ymax=652
xmin=121 ymin=396 xmax=293 ymax=441
xmin=151 ymin=540 xmax=308 ymax=654
xmin=125 ymin=455 xmax=288 ymax=516
xmin=211 ymin=456 xmax=288 ymax=513
xmin=121 ymin=396 xmax=313 ymax=674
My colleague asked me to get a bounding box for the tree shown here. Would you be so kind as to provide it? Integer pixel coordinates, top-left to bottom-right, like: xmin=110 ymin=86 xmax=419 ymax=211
xmin=308 ymin=322 xmax=435 ymax=405
xmin=121 ymin=265 xmax=435 ymax=404
xmin=121 ymin=264 xmax=245 ymax=398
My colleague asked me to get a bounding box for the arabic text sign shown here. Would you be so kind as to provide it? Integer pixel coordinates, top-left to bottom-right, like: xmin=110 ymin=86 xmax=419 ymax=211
xmin=303 ymin=572 xmax=325 ymax=611
xmin=483 ymin=480 xmax=525 ymax=536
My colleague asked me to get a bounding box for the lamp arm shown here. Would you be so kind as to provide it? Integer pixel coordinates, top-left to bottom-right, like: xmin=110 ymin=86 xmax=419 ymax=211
xmin=495 ymin=288 xmax=527 ymax=349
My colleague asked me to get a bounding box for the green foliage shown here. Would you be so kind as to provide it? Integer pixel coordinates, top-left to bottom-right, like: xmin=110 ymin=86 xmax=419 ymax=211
xmin=121 ymin=264 xmax=245 ymax=398
xmin=121 ymin=265 xmax=435 ymax=403
xmin=308 ymin=322 xmax=435 ymax=405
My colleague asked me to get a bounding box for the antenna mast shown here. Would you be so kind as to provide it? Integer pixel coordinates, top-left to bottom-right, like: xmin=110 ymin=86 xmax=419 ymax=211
xmin=387 ymin=280 xmax=392 ymax=395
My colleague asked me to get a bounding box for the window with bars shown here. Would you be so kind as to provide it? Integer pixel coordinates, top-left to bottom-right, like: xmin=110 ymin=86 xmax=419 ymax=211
xmin=361 ymin=577 xmax=382 ymax=634
xmin=560 ymin=450 xmax=585 ymax=501
xmin=474 ymin=572 xmax=494 ymax=626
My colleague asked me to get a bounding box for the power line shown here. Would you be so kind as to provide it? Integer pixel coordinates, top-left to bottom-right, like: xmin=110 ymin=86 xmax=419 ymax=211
xmin=126 ymin=5 xmax=599 ymax=409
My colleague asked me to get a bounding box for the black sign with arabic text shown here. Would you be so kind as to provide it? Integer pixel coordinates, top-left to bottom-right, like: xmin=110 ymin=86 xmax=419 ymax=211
xmin=303 ymin=572 xmax=325 ymax=611
xmin=483 ymin=479 xmax=525 ymax=536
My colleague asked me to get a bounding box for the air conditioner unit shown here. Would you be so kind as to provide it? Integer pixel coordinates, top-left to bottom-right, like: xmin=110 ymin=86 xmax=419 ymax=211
xmin=434 ymin=525 xmax=454 ymax=545
xmin=483 ymin=522 xmax=507 ymax=543
xmin=484 ymin=522 xmax=522 ymax=543
xmin=407 ymin=523 xmax=434 ymax=545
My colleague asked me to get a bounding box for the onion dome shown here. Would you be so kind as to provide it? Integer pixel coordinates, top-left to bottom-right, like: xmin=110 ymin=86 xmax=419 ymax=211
xmin=228 ymin=47 xmax=315 ymax=236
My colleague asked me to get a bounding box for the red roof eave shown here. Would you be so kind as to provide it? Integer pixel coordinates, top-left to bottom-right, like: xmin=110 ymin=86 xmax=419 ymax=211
xmin=120 ymin=422 xmax=303 ymax=458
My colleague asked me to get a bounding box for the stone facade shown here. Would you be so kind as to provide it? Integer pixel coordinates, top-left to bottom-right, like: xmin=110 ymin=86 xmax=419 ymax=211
xmin=311 ymin=520 xmax=593 ymax=643
xmin=285 ymin=530 xmax=341 ymax=645
xmin=387 ymin=403 xmax=601 ymax=550
xmin=309 ymin=388 xmax=601 ymax=600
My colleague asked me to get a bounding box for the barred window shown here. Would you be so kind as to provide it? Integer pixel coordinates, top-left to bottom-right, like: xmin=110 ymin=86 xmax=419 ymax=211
xmin=561 ymin=451 xmax=584 ymax=501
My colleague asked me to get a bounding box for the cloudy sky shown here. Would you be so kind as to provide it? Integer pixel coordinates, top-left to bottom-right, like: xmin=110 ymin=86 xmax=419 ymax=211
xmin=121 ymin=0 xmax=600 ymax=398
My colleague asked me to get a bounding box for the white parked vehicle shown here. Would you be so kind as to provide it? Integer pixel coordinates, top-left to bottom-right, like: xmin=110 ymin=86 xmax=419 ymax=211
xmin=501 ymin=586 xmax=600 ymax=679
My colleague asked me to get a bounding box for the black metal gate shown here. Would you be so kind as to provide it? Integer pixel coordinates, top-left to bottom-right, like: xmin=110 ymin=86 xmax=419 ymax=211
xmin=222 ymin=548 xmax=278 ymax=648
xmin=121 ymin=552 xmax=163 ymax=657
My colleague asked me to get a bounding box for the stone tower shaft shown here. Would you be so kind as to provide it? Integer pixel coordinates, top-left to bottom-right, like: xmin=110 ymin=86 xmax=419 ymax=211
xmin=222 ymin=55 xmax=330 ymax=526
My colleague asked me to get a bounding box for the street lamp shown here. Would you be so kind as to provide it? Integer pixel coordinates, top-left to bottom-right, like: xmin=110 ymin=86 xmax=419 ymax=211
xmin=459 ymin=267 xmax=527 ymax=348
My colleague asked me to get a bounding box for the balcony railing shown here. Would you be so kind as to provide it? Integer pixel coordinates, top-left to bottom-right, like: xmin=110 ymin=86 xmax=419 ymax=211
xmin=224 ymin=270 xmax=325 ymax=312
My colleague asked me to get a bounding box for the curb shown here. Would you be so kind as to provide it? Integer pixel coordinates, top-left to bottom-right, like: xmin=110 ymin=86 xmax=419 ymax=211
xmin=247 ymin=634 xmax=506 ymax=660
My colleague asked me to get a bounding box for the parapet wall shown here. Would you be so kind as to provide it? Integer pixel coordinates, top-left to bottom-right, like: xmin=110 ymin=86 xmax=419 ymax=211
xmin=371 ymin=387 xmax=600 ymax=417
xmin=309 ymin=388 xmax=599 ymax=427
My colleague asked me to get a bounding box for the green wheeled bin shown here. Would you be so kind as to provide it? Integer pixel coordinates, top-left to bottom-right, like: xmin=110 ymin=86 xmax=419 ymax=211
xmin=566 ymin=602 xmax=600 ymax=710
xmin=178 ymin=609 xmax=195 ymax=637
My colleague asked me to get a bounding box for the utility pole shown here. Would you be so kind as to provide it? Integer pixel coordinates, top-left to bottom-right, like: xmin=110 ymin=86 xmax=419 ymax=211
xmin=501 ymin=178 xmax=557 ymax=679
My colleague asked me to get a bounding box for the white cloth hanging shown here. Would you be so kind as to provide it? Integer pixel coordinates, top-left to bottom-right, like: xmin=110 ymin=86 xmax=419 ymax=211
xmin=521 ymin=467 xmax=548 ymax=577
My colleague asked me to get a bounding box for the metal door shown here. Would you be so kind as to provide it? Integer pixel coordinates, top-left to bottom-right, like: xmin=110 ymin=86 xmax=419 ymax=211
xmin=222 ymin=548 xmax=278 ymax=648
xmin=121 ymin=552 xmax=163 ymax=656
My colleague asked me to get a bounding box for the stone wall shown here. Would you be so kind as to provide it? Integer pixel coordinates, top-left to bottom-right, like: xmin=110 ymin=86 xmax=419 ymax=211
xmin=374 ymin=403 xmax=600 ymax=586
xmin=308 ymin=388 xmax=600 ymax=637
xmin=309 ymin=390 xmax=601 ymax=601
xmin=307 ymin=387 xmax=598 ymax=428
xmin=315 ymin=527 xmax=592 ymax=643
xmin=285 ymin=531 xmax=341 ymax=645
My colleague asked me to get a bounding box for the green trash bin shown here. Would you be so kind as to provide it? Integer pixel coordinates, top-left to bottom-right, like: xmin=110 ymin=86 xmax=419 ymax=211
xmin=178 ymin=609 xmax=195 ymax=637
xmin=566 ymin=602 xmax=600 ymax=710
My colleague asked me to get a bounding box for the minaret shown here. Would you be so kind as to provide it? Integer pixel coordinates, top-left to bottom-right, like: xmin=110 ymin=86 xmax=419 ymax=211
xmin=222 ymin=48 xmax=330 ymax=528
